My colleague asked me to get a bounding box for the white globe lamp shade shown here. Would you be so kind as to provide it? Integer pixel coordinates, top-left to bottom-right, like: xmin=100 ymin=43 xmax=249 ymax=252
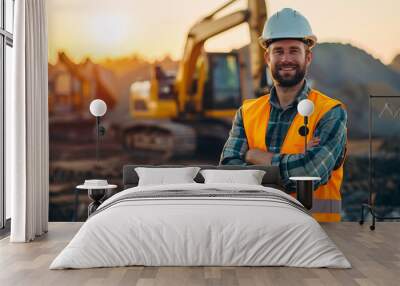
xmin=90 ymin=99 xmax=107 ymax=117
xmin=297 ymin=99 xmax=314 ymax=117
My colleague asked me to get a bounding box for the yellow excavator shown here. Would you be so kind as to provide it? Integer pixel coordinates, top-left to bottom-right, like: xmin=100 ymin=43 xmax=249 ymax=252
xmin=122 ymin=0 xmax=269 ymax=158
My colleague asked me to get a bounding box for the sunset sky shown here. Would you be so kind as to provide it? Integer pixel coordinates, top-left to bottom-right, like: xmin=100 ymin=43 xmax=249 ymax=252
xmin=47 ymin=0 xmax=400 ymax=65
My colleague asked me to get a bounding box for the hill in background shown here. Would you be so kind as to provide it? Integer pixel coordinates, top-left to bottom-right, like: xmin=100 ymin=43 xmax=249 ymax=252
xmin=309 ymin=43 xmax=400 ymax=138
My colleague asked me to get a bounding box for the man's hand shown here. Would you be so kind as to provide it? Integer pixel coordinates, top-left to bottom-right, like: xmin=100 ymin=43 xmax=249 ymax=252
xmin=245 ymin=149 xmax=275 ymax=165
xmin=303 ymin=137 xmax=320 ymax=152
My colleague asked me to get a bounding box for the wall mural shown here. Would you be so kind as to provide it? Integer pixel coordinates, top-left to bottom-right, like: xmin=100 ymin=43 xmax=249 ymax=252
xmin=47 ymin=0 xmax=400 ymax=222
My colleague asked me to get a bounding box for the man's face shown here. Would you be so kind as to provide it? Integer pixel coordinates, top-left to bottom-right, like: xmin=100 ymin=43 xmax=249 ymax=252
xmin=265 ymin=39 xmax=312 ymax=87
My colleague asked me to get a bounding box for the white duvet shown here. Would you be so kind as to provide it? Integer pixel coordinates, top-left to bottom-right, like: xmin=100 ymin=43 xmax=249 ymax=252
xmin=50 ymin=183 xmax=351 ymax=269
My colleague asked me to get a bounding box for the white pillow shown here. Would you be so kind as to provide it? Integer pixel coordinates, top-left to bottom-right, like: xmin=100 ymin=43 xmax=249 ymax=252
xmin=200 ymin=169 xmax=266 ymax=185
xmin=135 ymin=167 xmax=201 ymax=186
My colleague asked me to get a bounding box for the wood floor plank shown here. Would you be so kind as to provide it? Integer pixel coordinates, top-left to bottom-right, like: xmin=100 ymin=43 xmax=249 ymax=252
xmin=204 ymin=267 xmax=221 ymax=279
xmin=0 ymin=222 xmax=399 ymax=286
xmin=117 ymin=267 xmax=142 ymax=286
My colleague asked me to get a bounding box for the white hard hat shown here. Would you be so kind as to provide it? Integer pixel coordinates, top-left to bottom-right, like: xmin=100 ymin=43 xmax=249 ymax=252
xmin=259 ymin=8 xmax=317 ymax=49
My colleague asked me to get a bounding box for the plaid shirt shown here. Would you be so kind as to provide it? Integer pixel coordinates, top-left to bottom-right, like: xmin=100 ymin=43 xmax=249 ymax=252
xmin=219 ymin=80 xmax=347 ymax=193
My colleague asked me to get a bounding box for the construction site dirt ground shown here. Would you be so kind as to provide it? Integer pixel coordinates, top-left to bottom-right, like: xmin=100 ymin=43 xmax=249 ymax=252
xmin=49 ymin=134 xmax=222 ymax=221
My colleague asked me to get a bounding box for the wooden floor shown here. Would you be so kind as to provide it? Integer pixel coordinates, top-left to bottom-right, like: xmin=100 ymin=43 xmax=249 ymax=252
xmin=0 ymin=222 xmax=399 ymax=286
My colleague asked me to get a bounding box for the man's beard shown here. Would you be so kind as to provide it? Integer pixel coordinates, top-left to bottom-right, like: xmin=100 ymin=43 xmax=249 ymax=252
xmin=270 ymin=62 xmax=306 ymax=87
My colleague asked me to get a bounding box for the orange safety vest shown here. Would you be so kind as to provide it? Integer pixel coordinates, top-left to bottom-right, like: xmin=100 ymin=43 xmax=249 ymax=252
xmin=242 ymin=89 xmax=345 ymax=222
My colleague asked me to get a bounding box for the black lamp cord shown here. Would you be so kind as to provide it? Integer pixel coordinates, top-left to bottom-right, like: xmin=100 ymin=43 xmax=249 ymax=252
xmin=304 ymin=116 xmax=308 ymax=155
xmin=96 ymin=116 xmax=100 ymax=163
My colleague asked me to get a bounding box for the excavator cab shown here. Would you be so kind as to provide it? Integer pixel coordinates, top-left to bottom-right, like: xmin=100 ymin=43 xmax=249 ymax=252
xmin=130 ymin=51 xmax=243 ymax=120
xmin=185 ymin=51 xmax=242 ymax=117
xmin=203 ymin=52 xmax=242 ymax=111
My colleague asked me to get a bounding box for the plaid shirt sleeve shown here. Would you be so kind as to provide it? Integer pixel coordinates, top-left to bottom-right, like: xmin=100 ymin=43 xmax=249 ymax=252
xmin=219 ymin=107 xmax=248 ymax=165
xmin=271 ymin=105 xmax=348 ymax=193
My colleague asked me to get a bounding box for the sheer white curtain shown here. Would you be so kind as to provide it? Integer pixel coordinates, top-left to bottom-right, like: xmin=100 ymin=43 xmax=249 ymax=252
xmin=6 ymin=0 xmax=49 ymax=242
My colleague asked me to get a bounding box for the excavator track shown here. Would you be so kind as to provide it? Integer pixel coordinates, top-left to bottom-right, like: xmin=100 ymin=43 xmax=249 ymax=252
xmin=122 ymin=120 xmax=197 ymax=160
xmin=121 ymin=119 xmax=233 ymax=161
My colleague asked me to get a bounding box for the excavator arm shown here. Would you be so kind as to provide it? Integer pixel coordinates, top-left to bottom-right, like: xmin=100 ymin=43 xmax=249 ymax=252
xmin=176 ymin=0 xmax=267 ymax=113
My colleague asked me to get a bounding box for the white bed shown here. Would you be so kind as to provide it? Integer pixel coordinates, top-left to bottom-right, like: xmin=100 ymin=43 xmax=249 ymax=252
xmin=50 ymin=183 xmax=351 ymax=269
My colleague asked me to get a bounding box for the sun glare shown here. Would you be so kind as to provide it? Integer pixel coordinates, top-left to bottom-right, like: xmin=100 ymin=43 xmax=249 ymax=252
xmin=89 ymin=14 xmax=128 ymax=49
xmin=85 ymin=14 xmax=130 ymax=59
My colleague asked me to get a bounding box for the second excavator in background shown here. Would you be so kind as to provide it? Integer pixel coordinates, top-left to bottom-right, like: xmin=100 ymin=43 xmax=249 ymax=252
xmin=121 ymin=0 xmax=271 ymax=159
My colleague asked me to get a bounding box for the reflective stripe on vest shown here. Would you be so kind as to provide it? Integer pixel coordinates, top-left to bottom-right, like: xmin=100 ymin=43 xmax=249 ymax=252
xmin=242 ymin=89 xmax=345 ymax=222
